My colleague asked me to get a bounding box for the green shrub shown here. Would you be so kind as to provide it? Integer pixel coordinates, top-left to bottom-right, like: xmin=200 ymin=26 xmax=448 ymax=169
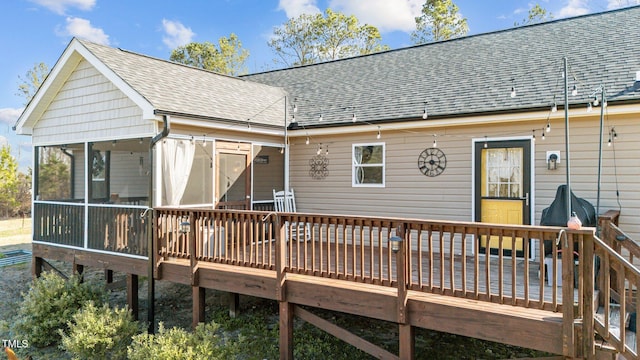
xmin=13 ymin=272 xmax=106 ymax=347
xmin=60 ymin=301 xmax=142 ymax=360
xmin=128 ymin=322 xmax=230 ymax=360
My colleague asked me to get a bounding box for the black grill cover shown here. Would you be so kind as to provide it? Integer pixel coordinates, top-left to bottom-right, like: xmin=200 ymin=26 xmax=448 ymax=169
xmin=540 ymin=185 xmax=597 ymax=227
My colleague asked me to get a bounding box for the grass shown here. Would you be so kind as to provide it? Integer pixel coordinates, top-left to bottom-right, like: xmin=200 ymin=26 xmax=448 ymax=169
xmin=0 ymin=217 xmax=32 ymax=238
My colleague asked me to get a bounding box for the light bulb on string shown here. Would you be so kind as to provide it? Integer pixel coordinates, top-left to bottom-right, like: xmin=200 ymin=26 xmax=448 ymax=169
xmin=593 ymin=96 xmax=599 ymax=107
xmin=325 ymin=145 xmax=329 ymax=155
xmin=551 ymin=103 xmax=557 ymax=113
xmin=291 ymin=114 xmax=296 ymax=123
xmin=317 ymin=144 xmax=322 ymax=155
xmin=608 ymin=136 xmax=612 ymax=147
xmin=532 ymin=129 xmax=536 ymax=141
xmin=352 ymin=113 xmax=357 ymax=122
xmin=422 ymin=102 xmax=428 ymax=119
xmin=376 ymin=126 xmax=381 ymax=139
xmin=305 ymin=136 xmax=310 ymax=145
xmin=510 ymin=86 xmax=516 ymax=98
xmin=279 ymin=147 xmax=284 ymax=154
xmin=587 ymin=102 xmax=593 ymax=112
xmin=319 ymin=113 xmax=323 ymax=122
xmin=484 ymin=136 xmax=488 ymax=148
xmin=541 ymin=131 xmax=545 ymax=141
xmin=432 ymin=134 xmax=437 ymax=148
xmin=293 ymin=103 xmax=297 ymax=113
xmin=572 ymin=84 xmax=578 ymax=96
xmin=546 ymin=121 xmax=551 ymax=133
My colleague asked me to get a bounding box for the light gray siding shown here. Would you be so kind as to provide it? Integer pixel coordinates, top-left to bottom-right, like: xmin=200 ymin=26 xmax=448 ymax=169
xmin=32 ymin=60 xmax=154 ymax=145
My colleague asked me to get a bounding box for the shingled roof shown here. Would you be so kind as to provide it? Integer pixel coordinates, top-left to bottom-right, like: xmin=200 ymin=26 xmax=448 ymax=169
xmin=244 ymin=5 xmax=640 ymax=128
xmin=78 ymin=40 xmax=287 ymax=127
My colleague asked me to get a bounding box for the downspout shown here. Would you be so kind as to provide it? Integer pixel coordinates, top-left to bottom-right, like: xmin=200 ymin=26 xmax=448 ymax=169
xmin=146 ymin=114 xmax=170 ymax=333
xmin=595 ymin=87 xmax=605 ymax=236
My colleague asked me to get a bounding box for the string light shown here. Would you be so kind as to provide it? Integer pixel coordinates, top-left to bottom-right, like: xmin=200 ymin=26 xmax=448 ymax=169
xmin=319 ymin=113 xmax=323 ymax=122
xmin=352 ymin=113 xmax=357 ymax=122
xmin=376 ymin=126 xmax=381 ymax=139
xmin=484 ymin=136 xmax=488 ymax=148
xmin=592 ymin=96 xmax=599 ymax=107
xmin=546 ymin=121 xmax=551 ymax=133
xmin=551 ymin=102 xmax=557 ymax=113
xmin=325 ymin=145 xmax=329 ymax=155
xmin=571 ymin=84 xmax=578 ymax=96
xmin=541 ymin=131 xmax=545 ymax=141
xmin=532 ymin=129 xmax=536 ymax=141
xmin=317 ymin=144 xmax=322 ymax=155
xmin=190 ymin=136 xmax=195 ymax=144
xmin=422 ymin=101 xmax=428 ymax=119
xmin=510 ymin=79 xmax=516 ymax=98
xmin=305 ymin=136 xmax=310 ymax=145
xmin=202 ymin=135 xmax=207 ymax=146
xmin=291 ymin=113 xmax=296 ymax=123
xmin=279 ymin=147 xmax=284 ymax=154
xmin=432 ymin=134 xmax=437 ymax=148
xmin=587 ymin=102 xmax=593 ymax=112
xmin=293 ymin=103 xmax=297 ymax=113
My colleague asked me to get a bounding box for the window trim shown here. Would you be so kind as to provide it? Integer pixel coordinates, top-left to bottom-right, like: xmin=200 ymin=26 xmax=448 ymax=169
xmin=352 ymin=142 xmax=385 ymax=188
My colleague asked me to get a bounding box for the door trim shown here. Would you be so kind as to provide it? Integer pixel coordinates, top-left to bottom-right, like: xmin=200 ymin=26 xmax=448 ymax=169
xmin=471 ymin=136 xmax=536 ymax=258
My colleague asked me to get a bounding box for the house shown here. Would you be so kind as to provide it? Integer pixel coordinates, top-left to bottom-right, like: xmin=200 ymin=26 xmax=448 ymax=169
xmin=13 ymin=5 xmax=640 ymax=359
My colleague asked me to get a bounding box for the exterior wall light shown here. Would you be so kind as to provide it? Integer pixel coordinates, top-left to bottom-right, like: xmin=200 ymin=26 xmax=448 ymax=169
xmin=179 ymin=219 xmax=191 ymax=234
xmin=546 ymin=151 xmax=560 ymax=170
xmin=389 ymin=235 xmax=403 ymax=253
xmin=547 ymin=153 xmax=558 ymax=170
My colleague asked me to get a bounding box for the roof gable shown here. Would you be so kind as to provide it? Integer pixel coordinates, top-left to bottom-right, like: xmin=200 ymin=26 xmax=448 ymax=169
xmin=15 ymin=38 xmax=155 ymax=135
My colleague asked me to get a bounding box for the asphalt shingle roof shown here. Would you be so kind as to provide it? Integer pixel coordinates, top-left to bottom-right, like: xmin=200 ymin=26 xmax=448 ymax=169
xmin=244 ymin=6 xmax=640 ymax=128
xmin=79 ymin=40 xmax=287 ymax=127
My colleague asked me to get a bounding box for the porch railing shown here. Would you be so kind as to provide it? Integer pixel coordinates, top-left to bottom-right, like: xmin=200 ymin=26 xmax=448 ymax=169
xmin=155 ymin=208 xmax=592 ymax=312
xmin=33 ymin=201 xmax=149 ymax=257
xmin=591 ymin=211 xmax=640 ymax=359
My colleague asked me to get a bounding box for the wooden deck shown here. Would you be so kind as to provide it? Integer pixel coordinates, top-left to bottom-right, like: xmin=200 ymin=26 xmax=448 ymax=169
xmin=31 ymin=205 xmax=640 ymax=359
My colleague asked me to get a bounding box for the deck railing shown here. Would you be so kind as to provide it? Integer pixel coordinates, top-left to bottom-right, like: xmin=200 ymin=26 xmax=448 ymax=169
xmin=155 ymin=208 xmax=594 ymax=312
xmin=591 ymin=211 xmax=640 ymax=359
xmin=33 ymin=201 xmax=149 ymax=257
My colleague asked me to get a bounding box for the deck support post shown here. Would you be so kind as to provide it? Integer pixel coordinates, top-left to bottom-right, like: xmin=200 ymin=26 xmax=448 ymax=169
xmin=279 ymin=301 xmax=294 ymax=360
xmin=127 ymin=274 xmax=139 ymax=320
xmin=396 ymin=223 xmax=408 ymax=324
xmin=32 ymin=256 xmax=43 ymax=278
xmin=105 ymin=269 xmax=113 ymax=283
xmin=399 ymin=324 xmax=414 ymax=360
xmin=192 ymin=286 xmax=205 ymax=329
xmin=73 ymin=262 xmax=84 ymax=281
xmin=228 ymin=292 xmax=240 ymax=318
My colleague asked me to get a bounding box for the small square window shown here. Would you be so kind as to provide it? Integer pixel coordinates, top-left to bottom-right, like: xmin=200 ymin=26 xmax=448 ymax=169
xmin=352 ymin=143 xmax=385 ymax=187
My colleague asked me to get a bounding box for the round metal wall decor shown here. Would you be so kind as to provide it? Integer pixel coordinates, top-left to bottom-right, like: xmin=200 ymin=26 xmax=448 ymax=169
xmin=309 ymin=155 xmax=329 ymax=180
xmin=417 ymin=147 xmax=447 ymax=177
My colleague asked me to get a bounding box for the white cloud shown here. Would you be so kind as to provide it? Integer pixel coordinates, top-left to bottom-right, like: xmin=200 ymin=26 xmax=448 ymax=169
xmin=607 ymin=0 xmax=640 ymax=9
xmin=59 ymin=17 xmax=110 ymax=45
xmin=30 ymin=0 xmax=95 ymax=15
xmin=557 ymin=0 xmax=590 ymax=17
xmin=162 ymin=19 xmax=195 ymax=49
xmin=328 ymin=0 xmax=423 ymax=33
xmin=278 ymin=0 xmax=321 ymax=18
xmin=0 ymin=108 xmax=23 ymax=127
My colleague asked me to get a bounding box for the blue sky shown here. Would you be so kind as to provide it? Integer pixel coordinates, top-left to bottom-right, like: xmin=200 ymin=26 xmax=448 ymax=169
xmin=1 ymin=0 xmax=637 ymax=170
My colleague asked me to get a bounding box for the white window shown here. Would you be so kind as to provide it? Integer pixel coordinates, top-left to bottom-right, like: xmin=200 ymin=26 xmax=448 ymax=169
xmin=352 ymin=143 xmax=385 ymax=187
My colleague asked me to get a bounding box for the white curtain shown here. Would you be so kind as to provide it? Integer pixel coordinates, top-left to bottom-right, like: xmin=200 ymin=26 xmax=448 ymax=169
xmin=162 ymin=138 xmax=196 ymax=206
